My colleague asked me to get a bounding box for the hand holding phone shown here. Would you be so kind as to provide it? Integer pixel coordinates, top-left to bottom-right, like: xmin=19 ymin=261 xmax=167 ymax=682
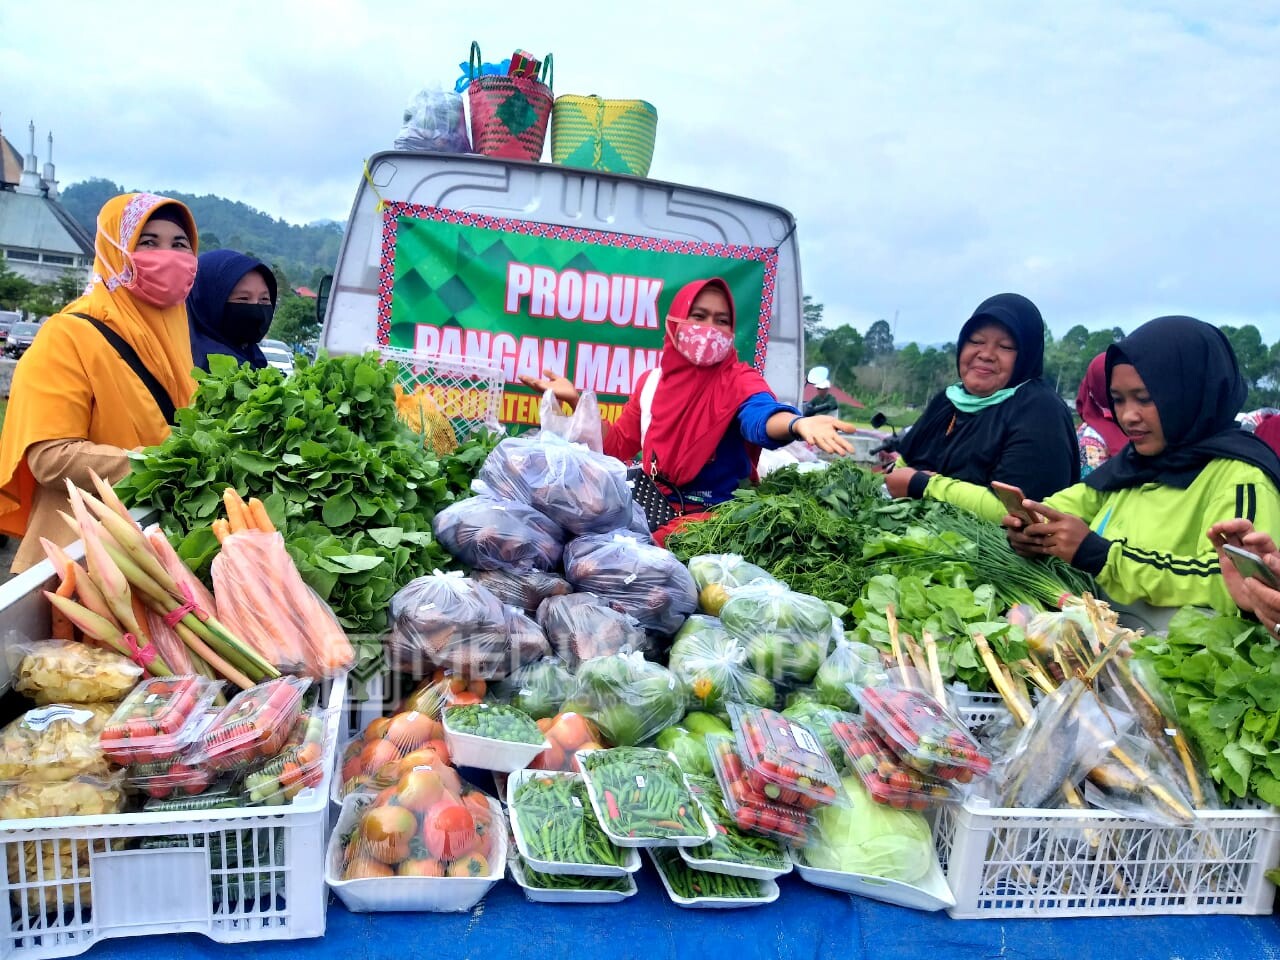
xmin=991 ymin=481 xmax=1045 ymax=525
xmin=1222 ymin=544 xmax=1280 ymax=588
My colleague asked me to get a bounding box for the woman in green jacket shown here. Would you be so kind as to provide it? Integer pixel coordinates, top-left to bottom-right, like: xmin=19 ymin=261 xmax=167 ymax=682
xmin=1004 ymin=316 xmax=1280 ymax=618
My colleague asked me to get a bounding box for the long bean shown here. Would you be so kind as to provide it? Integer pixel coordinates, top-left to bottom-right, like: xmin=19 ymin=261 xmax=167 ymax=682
xmin=652 ymin=848 xmax=764 ymax=900
xmin=580 ymin=748 xmax=708 ymax=839
xmin=512 ymin=775 xmax=628 ymax=867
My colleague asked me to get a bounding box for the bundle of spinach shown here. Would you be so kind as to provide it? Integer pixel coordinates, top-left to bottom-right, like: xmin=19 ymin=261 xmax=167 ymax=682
xmin=117 ymin=353 xmax=494 ymax=673
xmin=1134 ymin=607 xmax=1280 ymax=805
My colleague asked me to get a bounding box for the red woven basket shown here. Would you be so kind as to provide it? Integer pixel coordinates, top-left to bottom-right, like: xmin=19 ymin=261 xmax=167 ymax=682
xmin=466 ymin=41 xmax=554 ymax=161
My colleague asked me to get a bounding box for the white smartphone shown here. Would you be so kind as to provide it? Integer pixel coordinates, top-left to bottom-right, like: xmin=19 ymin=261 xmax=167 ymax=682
xmin=1223 ymin=543 xmax=1280 ymax=588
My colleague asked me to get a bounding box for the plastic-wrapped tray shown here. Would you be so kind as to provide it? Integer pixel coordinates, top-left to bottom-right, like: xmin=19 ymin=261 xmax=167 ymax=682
xmin=141 ymin=775 xmax=243 ymax=813
xmin=443 ymin=704 xmax=549 ymax=772
xmin=831 ymin=715 xmax=960 ymax=809
xmin=728 ymin=704 xmax=843 ymax=809
xmin=100 ymin=675 xmax=221 ymax=765
xmin=707 ymin=734 xmax=812 ymax=844
xmin=505 ymin=769 xmax=640 ymax=877
xmin=648 ymin=848 xmax=779 ymax=909
xmin=575 ymin=747 xmax=715 ymax=848
xmin=196 ymin=676 xmax=311 ymax=773
xmin=678 ymin=774 xmax=793 ymax=881
xmin=244 ymin=705 xmax=329 ymax=805
xmin=853 ymin=684 xmax=992 ymax=782
xmin=507 ymin=854 xmax=637 ymax=904
xmin=792 ymin=847 xmax=956 ymax=912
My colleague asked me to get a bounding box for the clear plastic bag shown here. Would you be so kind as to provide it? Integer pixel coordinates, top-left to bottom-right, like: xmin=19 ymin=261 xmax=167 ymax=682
xmin=719 ymin=582 xmax=835 ymax=683
xmin=1083 ymin=734 xmax=1197 ymax=826
xmin=687 ymin=554 xmax=782 ymax=592
xmin=211 ymin=530 xmax=355 ymax=678
xmin=495 ymin=657 xmax=573 ymax=721
xmin=536 ymin=592 xmax=647 ymax=668
xmin=563 ymin=530 xmax=698 ymax=635
xmin=338 ymin=709 xmax=451 ymax=798
xmin=472 ymin=568 xmax=572 ymax=612
xmin=0 ymin=703 xmax=116 ymax=783
xmin=666 ymin=615 xmax=775 ymax=713
xmin=478 ymin=397 xmax=634 ymax=534
xmin=503 ymin=605 xmax=552 ymax=673
xmin=813 ymin=639 xmax=888 ymax=710
xmin=388 ymin=572 xmax=510 ymax=678
xmin=392 ymin=83 xmax=471 ymax=154
xmin=561 ymin=652 xmax=686 ymax=746
xmin=8 ymin=638 xmax=142 ymax=705
xmin=538 ymin=389 xmax=604 ymax=453
xmin=432 ymin=495 xmax=565 ymax=572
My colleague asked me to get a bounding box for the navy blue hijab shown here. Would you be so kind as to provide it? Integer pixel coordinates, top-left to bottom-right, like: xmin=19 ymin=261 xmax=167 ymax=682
xmin=186 ymin=250 xmax=277 ymax=371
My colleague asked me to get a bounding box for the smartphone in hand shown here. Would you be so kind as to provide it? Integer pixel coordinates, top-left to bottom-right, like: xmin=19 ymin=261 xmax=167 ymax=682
xmin=1222 ymin=543 xmax=1280 ymax=588
xmin=991 ymin=481 xmax=1045 ymax=525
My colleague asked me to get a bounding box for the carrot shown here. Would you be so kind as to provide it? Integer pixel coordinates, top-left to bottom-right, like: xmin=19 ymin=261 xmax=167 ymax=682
xmin=212 ymin=519 xmax=232 ymax=543
xmin=50 ymin=561 xmax=77 ymax=641
xmin=222 ymin=488 xmax=250 ymax=533
xmin=247 ymin=497 xmax=275 ymax=533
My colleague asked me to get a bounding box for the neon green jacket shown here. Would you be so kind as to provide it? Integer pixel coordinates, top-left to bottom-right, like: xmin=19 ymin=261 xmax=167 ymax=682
xmin=1042 ymin=459 xmax=1280 ymax=615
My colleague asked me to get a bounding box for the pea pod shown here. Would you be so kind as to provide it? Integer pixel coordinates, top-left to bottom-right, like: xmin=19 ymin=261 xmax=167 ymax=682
xmin=512 ymin=774 xmax=629 ymax=867
xmin=579 ymin=747 xmax=711 ymax=841
xmin=651 ymin=848 xmax=767 ymax=900
xmin=446 ymin=703 xmax=544 ymax=745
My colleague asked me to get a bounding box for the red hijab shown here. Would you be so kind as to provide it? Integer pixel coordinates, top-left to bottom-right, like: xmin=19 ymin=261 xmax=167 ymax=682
xmin=643 ymin=278 xmax=774 ymax=486
xmin=1075 ymin=352 xmax=1128 ymax=455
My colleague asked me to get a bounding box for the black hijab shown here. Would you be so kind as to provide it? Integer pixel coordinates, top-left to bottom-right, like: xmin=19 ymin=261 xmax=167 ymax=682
xmin=1086 ymin=316 xmax=1280 ymax=491
xmin=897 ymin=293 xmax=1079 ymax=499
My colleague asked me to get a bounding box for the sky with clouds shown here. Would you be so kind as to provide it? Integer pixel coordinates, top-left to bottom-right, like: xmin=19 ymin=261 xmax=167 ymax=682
xmin=2 ymin=1 xmax=1277 ymax=344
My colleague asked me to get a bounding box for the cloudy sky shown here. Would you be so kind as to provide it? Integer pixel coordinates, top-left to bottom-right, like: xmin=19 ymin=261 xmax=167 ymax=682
xmin=2 ymin=1 xmax=1277 ymax=343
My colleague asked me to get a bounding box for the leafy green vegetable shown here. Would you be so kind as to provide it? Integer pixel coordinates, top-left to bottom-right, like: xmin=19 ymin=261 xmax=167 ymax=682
xmin=116 ymin=353 xmax=494 ymax=672
xmin=1134 ymin=607 xmax=1280 ymax=804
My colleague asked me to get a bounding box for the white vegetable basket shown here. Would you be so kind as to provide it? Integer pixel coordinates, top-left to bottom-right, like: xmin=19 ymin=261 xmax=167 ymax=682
xmin=0 ymin=673 xmax=346 ymax=960
xmin=934 ymin=797 xmax=1280 ymax=918
xmin=378 ymin=346 xmax=505 ymax=444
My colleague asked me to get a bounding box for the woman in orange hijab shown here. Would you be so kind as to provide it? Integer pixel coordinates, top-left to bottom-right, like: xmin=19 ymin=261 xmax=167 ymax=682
xmin=0 ymin=192 xmax=199 ymax=573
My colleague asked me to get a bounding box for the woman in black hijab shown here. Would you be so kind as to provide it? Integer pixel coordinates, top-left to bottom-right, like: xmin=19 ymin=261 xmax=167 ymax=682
xmin=1006 ymin=316 xmax=1280 ymax=616
xmin=885 ymin=293 xmax=1079 ymax=521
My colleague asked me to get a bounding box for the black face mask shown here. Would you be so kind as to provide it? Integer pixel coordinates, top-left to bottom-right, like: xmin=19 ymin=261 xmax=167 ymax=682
xmin=220 ymin=302 xmax=274 ymax=346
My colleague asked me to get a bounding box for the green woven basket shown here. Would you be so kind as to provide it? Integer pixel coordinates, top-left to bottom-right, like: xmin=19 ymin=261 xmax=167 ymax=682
xmin=550 ymin=95 xmax=657 ymax=177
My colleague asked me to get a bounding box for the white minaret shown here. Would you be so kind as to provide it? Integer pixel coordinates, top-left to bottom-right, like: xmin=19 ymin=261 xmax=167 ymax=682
xmin=42 ymin=132 xmax=57 ymax=198
xmin=17 ymin=120 xmax=43 ymax=195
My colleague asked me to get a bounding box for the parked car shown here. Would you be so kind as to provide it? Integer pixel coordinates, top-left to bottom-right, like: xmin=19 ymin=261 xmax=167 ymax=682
xmin=0 ymin=309 xmax=20 ymax=345
xmin=260 ymin=339 xmax=295 ymax=376
xmin=3 ymin=321 xmax=41 ymax=359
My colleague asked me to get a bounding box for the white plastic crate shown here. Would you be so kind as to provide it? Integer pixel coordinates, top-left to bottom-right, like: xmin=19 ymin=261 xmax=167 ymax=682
xmin=0 ymin=673 xmax=346 ymax=959
xmin=378 ymin=346 xmax=504 ymax=445
xmin=934 ymin=797 xmax=1280 ymax=918
xmin=946 ymin=682 xmax=1012 ymax=731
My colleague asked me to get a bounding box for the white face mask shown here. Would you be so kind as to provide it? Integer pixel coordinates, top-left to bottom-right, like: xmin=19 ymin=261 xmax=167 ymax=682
xmin=674 ymin=321 xmax=734 ymax=366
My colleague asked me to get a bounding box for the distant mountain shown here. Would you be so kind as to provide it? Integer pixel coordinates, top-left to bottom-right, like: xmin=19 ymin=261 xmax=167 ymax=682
xmin=60 ymin=178 xmax=343 ymax=290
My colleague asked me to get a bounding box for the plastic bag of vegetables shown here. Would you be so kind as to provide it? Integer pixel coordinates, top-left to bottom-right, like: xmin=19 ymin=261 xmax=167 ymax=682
xmin=432 ymin=494 xmax=565 ymax=572
xmin=800 ymin=775 xmax=935 ymax=883
xmin=667 ymin=615 xmax=775 ymax=714
xmin=472 ymin=568 xmax=572 ymax=613
xmin=8 ymin=639 xmax=142 ymax=705
xmin=562 ymin=652 xmax=686 ymax=747
xmin=387 ymin=572 xmax=509 ymax=678
xmin=814 ymin=639 xmax=889 ymax=710
xmin=478 ymin=395 xmax=634 ymax=535
xmin=720 ymin=582 xmax=835 ymax=683
xmin=687 ymin=554 xmax=782 ymax=616
xmin=503 ymin=606 xmax=552 ymax=671
xmin=564 ymin=531 xmax=698 ymax=635
xmin=536 ymin=593 xmax=648 ymax=669
xmin=495 ymin=658 xmax=574 ymax=721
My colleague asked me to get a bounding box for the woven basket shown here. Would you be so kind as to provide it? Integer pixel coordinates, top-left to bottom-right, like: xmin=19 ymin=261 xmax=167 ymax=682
xmin=466 ymin=41 xmax=553 ymax=161
xmin=551 ymin=95 xmax=658 ymax=177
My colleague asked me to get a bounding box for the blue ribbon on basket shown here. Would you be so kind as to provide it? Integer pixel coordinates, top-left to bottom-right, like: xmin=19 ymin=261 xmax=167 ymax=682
xmin=455 ymin=58 xmax=512 ymax=92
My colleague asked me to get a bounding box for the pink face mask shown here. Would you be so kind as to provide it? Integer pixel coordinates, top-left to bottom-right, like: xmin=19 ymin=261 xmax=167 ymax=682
xmin=129 ymin=249 xmax=197 ymax=308
xmin=674 ymin=321 xmax=734 ymax=366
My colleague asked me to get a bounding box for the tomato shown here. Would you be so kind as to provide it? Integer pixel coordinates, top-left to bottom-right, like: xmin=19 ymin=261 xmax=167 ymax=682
xmin=359 ymin=739 xmax=400 ymax=779
xmin=547 ymin=713 xmax=594 ymax=752
xmin=363 ymin=716 xmax=393 ymax=742
xmin=341 ymin=755 xmax=363 ymax=784
xmin=446 ymin=853 xmax=489 ymax=878
xmin=397 ymin=858 xmax=446 ymax=877
xmin=734 ymin=806 xmax=758 ymax=832
xmin=448 ymin=691 xmax=482 ymax=706
xmin=422 ymin=800 xmax=476 ymax=861
xmin=396 ymin=768 xmax=446 ymax=814
xmin=359 ymin=805 xmax=418 ymax=865
xmin=424 ymin=738 xmax=452 ymax=766
xmin=386 ymin=712 xmax=435 ymax=752
xmin=343 ymin=856 xmax=395 ymax=880
xmin=467 ymin=678 xmax=487 ymax=699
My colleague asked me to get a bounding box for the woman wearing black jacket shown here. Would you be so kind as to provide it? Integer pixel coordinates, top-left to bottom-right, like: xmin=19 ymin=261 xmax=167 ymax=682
xmin=884 ymin=293 xmax=1079 ymax=521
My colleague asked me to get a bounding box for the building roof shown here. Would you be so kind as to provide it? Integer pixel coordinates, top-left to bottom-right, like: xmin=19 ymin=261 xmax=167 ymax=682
xmin=0 ymin=189 xmax=94 ymax=256
xmin=0 ymin=135 xmax=21 ymax=187
xmin=802 ymin=383 xmax=864 ymax=408
xmin=294 ymin=286 xmax=317 ymax=299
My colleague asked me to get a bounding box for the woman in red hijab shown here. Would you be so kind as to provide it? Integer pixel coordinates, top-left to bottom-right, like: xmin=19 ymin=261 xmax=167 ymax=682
xmin=1075 ymin=352 xmax=1128 ymax=478
xmin=523 ymin=278 xmax=856 ymax=543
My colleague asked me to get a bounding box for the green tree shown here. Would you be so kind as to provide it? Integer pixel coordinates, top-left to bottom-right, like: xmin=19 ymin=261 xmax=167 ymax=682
xmin=50 ymin=269 xmax=84 ymax=307
xmin=816 ymin=324 xmax=864 ymax=388
xmin=0 ymin=259 xmax=34 ymax=309
xmin=268 ymin=295 xmax=320 ymax=349
xmin=802 ymin=295 xmax=824 ymax=340
xmin=864 ymin=319 xmax=895 ymax=363
xmin=1221 ymin=325 xmax=1268 ymax=389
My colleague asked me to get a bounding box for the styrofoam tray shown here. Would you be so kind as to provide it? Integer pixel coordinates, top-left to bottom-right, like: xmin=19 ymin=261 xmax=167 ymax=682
xmin=444 ymin=716 xmax=548 ymax=772
xmin=792 ymin=847 xmax=956 ymax=912
xmin=575 ymin=748 xmax=717 ymax=848
xmin=325 ymin=793 xmax=507 ymax=912
xmin=508 ymin=854 xmax=637 ymax=904
xmin=678 ymin=843 xmax=793 ymax=881
xmin=648 ymin=850 xmax=780 ymax=909
xmin=506 ymin=769 xmax=641 ymax=877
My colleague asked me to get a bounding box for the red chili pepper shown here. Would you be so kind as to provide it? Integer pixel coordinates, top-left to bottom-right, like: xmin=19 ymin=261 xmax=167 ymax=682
xmin=604 ymin=789 xmax=620 ymax=820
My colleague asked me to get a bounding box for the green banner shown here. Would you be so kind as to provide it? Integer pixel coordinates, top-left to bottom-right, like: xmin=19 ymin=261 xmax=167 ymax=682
xmin=378 ymin=205 xmax=778 ymax=429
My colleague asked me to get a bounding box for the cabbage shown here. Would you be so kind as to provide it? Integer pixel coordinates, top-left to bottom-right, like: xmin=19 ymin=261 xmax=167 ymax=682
xmin=802 ymin=776 xmax=934 ymax=883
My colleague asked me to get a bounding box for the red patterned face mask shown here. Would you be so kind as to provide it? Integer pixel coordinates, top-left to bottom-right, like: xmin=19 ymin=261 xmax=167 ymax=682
xmin=673 ymin=321 xmax=734 ymax=366
xmin=129 ymin=249 xmax=197 ymax=307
